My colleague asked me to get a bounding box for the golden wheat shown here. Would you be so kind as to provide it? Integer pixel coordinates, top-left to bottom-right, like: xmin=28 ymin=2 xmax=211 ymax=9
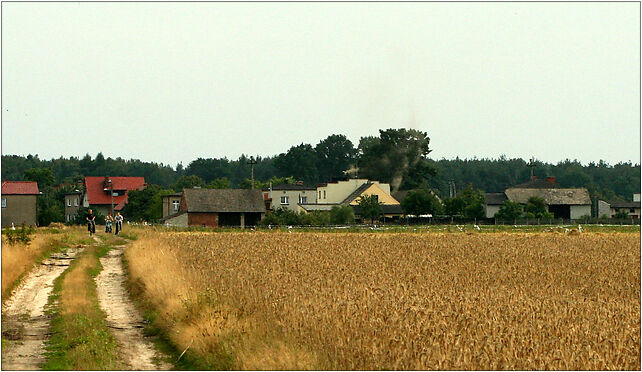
xmin=126 ymin=230 xmax=640 ymax=370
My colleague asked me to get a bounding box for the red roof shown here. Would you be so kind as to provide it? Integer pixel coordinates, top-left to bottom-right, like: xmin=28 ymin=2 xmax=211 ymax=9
xmin=2 ymin=181 xmax=40 ymax=195
xmin=84 ymin=177 xmax=146 ymax=210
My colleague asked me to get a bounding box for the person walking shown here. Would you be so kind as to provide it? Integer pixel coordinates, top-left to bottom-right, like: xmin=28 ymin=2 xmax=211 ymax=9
xmin=105 ymin=213 xmax=113 ymax=233
xmin=114 ymin=212 xmax=123 ymax=235
xmin=86 ymin=209 xmax=96 ymax=236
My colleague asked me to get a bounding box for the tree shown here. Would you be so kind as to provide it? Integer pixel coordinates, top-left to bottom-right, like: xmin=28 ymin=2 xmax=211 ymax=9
xmin=173 ymin=175 xmax=206 ymax=191
xmin=357 ymin=128 xmax=435 ymax=191
xmin=315 ymin=134 xmax=357 ymax=182
xmin=357 ymin=194 xmax=382 ymax=224
xmin=207 ymin=177 xmax=231 ymax=189
xmin=24 ymin=168 xmax=55 ymax=189
xmin=330 ymin=205 xmax=355 ymax=225
xmin=273 ymin=144 xmax=319 ymax=185
xmin=495 ymin=200 xmax=523 ymax=220
xmin=401 ymin=189 xmax=443 ymax=216
xmin=525 ymin=196 xmax=548 ymax=218
xmin=613 ymin=210 xmax=629 ymax=219
xmin=122 ymin=185 xmax=167 ymax=222
xmin=443 ymin=197 xmax=466 ymax=216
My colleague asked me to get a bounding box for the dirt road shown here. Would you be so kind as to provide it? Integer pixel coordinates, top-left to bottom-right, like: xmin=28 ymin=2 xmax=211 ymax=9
xmin=1 ymin=247 xmax=84 ymax=370
xmin=95 ymin=244 xmax=171 ymax=370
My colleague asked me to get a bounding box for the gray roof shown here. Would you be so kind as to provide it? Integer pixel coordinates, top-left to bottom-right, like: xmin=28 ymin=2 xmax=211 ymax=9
xmin=341 ymin=183 xmax=373 ymax=204
xmin=505 ymin=187 xmax=591 ymax=205
xmin=392 ymin=190 xmax=409 ymax=203
xmin=182 ymin=188 xmax=266 ymax=213
xmin=485 ymin=192 xmax=507 ymax=205
xmin=264 ymin=183 xmax=316 ymax=191
xmin=609 ymin=201 xmax=641 ymax=209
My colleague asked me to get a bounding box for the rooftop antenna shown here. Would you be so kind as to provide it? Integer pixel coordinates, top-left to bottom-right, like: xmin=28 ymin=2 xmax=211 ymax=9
xmin=247 ymin=156 xmax=257 ymax=189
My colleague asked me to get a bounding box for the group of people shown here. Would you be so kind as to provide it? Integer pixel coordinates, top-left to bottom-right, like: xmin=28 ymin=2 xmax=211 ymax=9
xmin=86 ymin=209 xmax=123 ymax=236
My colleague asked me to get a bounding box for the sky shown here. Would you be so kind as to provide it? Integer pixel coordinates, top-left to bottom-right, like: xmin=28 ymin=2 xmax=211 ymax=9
xmin=1 ymin=2 xmax=640 ymax=167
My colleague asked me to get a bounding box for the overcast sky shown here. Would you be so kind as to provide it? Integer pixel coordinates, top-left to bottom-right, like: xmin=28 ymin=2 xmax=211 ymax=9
xmin=2 ymin=2 xmax=640 ymax=167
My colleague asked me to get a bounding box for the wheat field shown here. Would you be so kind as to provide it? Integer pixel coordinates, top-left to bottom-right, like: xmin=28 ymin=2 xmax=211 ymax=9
xmin=126 ymin=230 xmax=640 ymax=370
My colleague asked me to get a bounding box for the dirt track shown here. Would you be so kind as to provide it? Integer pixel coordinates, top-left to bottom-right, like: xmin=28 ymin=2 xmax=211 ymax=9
xmin=95 ymin=244 xmax=171 ymax=370
xmin=1 ymin=247 xmax=84 ymax=370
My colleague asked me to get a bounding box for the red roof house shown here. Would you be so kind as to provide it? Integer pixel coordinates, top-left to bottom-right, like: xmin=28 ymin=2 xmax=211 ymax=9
xmin=2 ymin=181 xmax=40 ymax=195
xmin=84 ymin=176 xmax=146 ymax=212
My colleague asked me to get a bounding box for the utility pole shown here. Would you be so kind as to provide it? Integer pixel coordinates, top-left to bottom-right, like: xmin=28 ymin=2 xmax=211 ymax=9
xmin=107 ymin=178 xmax=114 ymax=217
xmin=247 ymin=156 xmax=257 ymax=189
xmin=528 ymin=157 xmax=536 ymax=180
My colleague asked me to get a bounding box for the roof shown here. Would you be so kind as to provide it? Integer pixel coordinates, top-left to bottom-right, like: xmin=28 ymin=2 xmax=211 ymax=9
xmin=512 ymin=178 xmax=558 ymax=189
xmin=485 ymin=192 xmax=507 ymax=205
xmin=2 ymin=181 xmax=40 ymax=195
xmin=505 ymin=187 xmax=591 ymax=205
xmin=264 ymin=183 xmax=316 ymax=191
xmin=182 ymin=188 xmax=266 ymax=213
xmin=392 ymin=190 xmax=409 ymax=203
xmin=609 ymin=201 xmax=641 ymax=209
xmin=352 ymin=204 xmax=405 ymax=215
xmin=341 ymin=183 xmax=373 ymax=204
xmin=162 ymin=193 xmax=183 ymax=198
xmin=298 ymin=204 xmax=337 ymax=212
xmin=85 ymin=177 xmax=146 ymax=209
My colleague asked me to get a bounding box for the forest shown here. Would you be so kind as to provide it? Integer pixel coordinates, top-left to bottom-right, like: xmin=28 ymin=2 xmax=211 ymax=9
xmin=2 ymin=128 xmax=639 ymax=224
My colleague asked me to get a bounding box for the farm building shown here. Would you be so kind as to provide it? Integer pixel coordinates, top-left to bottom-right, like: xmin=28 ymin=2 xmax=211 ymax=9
xmin=63 ymin=190 xmax=83 ymax=223
xmin=163 ymin=188 xmax=266 ymax=228
xmin=161 ymin=193 xmax=183 ymax=218
xmin=82 ymin=176 xmax=146 ymax=217
xmin=1 ymin=181 xmax=40 ymax=228
xmin=484 ymin=177 xmax=591 ymax=219
xmin=596 ymin=194 xmax=641 ymax=219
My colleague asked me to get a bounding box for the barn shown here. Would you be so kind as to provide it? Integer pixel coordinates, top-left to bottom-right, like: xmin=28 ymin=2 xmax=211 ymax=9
xmin=163 ymin=188 xmax=266 ymax=228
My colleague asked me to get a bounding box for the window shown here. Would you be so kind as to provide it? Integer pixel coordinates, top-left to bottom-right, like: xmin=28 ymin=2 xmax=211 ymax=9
xmin=323 ymin=190 xmax=326 ymax=199
xmin=172 ymin=200 xmax=180 ymax=212
xmin=67 ymin=199 xmax=71 ymax=207
xmin=300 ymin=196 xmax=307 ymax=204
xmin=631 ymin=208 xmax=635 ymax=213
xmin=1 ymin=198 xmax=5 ymax=208
xmin=318 ymin=191 xmax=321 ymax=199
xmin=74 ymin=198 xmax=79 ymax=207
xmin=280 ymin=196 xmax=289 ymax=204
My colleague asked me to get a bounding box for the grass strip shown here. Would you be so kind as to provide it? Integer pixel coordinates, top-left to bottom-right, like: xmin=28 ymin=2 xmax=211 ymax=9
xmin=41 ymin=237 xmax=122 ymax=370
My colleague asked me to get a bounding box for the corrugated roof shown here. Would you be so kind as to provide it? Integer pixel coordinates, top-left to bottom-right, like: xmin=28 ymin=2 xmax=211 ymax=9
xmin=2 ymin=181 xmax=40 ymax=195
xmin=505 ymin=187 xmax=591 ymax=205
xmin=485 ymin=192 xmax=507 ymax=205
xmin=183 ymin=188 xmax=266 ymax=213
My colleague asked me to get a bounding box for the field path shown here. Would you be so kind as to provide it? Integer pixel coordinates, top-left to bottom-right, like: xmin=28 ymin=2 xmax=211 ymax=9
xmin=1 ymin=246 xmax=85 ymax=370
xmin=95 ymin=243 xmax=171 ymax=370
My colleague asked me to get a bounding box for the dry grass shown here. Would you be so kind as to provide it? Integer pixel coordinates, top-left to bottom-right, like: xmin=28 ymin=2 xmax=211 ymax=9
xmin=126 ymin=230 xmax=640 ymax=370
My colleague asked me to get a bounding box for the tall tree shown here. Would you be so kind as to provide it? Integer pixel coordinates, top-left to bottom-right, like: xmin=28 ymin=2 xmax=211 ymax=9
xmin=315 ymin=134 xmax=357 ymax=182
xmin=273 ymin=144 xmax=319 ymax=185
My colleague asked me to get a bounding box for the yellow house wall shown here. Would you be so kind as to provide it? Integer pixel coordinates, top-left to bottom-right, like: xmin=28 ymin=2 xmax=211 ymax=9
xmin=348 ymin=183 xmax=400 ymax=205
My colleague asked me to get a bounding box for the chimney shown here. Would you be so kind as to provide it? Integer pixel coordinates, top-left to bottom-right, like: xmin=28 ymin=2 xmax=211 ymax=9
xmin=296 ymin=180 xmax=304 ymax=186
xmin=546 ymin=176 xmax=556 ymax=185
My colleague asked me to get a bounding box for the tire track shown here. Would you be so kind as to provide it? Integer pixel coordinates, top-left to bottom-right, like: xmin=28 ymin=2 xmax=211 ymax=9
xmin=95 ymin=244 xmax=171 ymax=370
xmin=1 ymin=247 xmax=84 ymax=370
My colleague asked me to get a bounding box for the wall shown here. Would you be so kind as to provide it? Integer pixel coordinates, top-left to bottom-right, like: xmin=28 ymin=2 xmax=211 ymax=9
xmin=597 ymin=200 xmax=612 ymax=218
xmin=162 ymin=196 xmax=182 ymax=218
xmin=188 ymin=212 xmax=219 ymax=227
xmin=1 ymin=195 xmax=37 ymax=227
xmin=570 ymin=205 xmax=591 ymax=220
xmin=485 ymin=205 xmax=501 ymax=218
xmin=164 ymin=212 xmax=188 ymax=227
xmin=268 ymin=189 xmax=316 ymax=211
xmin=346 ymin=184 xmax=400 ymax=206
xmin=64 ymin=194 xmax=82 ymax=223
xmin=317 ymin=179 xmax=390 ymax=204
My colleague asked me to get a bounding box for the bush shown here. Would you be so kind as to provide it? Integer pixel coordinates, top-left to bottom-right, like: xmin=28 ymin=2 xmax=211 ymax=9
xmin=330 ymin=205 xmax=355 ymax=225
xmin=4 ymin=224 xmax=36 ymax=244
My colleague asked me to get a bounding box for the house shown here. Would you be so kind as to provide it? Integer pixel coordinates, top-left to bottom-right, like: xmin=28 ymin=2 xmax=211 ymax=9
xmin=300 ymin=179 xmax=404 ymax=220
xmin=63 ymin=190 xmax=83 ymax=223
xmin=163 ymin=188 xmax=266 ymax=227
xmin=263 ymin=182 xmax=317 ymax=212
xmin=83 ymin=176 xmax=146 ymax=217
xmin=598 ymin=194 xmax=641 ymax=219
xmin=161 ymin=193 xmax=183 ymax=218
xmin=484 ymin=176 xmax=591 ymax=219
xmin=1 ymin=181 xmax=40 ymax=228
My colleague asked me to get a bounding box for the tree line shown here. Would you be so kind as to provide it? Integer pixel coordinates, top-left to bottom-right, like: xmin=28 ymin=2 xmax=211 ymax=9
xmin=3 ymin=128 xmax=639 ymax=224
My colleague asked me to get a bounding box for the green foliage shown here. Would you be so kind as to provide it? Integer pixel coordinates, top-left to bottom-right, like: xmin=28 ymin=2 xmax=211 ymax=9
xmin=525 ymin=196 xmax=548 ymax=218
xmin=357 ymin=194 xmax=383 ymax=223
xmin=207 ymin=177 xmax=231 ymax=189
xmin=443 ymin=184 xmax=485 ymax=218
xmin=357 ymin=128 xmax=435 ymax=191
xmin=122 ymin=185 xmax=169 ymax=222
xmin=4 ymin=224 xmax=36 ymax=244
xmin=273 ymin=144 xmax=319 ymax=185
xmin=330 ymin=205 xmax=355 ymax=224
xmin=173 ymin=175 xmax=206 ymax=191
xmin=614 ymin=210 xmax=630 ymax=219
xmin=443 ymin=197 xmax=466 ymax=216
xmin=315 ymin=134 xmax=357 ymax=182
xmin=495 ymin=200 xmax=523 ymax=220
xmin=24 ymin=167 xmax=55 ymax=189
xmin=401 ymin=189 xmax=443 ymax=216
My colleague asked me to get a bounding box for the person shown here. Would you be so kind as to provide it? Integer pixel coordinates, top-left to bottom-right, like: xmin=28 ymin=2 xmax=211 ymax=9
xmin=114 ymin=212 xmax=123 ymax=235
xmin=105 ymin=213 xmax=113 ymax=233
xmin=86 ymin=209 xmax=96 ymax=236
